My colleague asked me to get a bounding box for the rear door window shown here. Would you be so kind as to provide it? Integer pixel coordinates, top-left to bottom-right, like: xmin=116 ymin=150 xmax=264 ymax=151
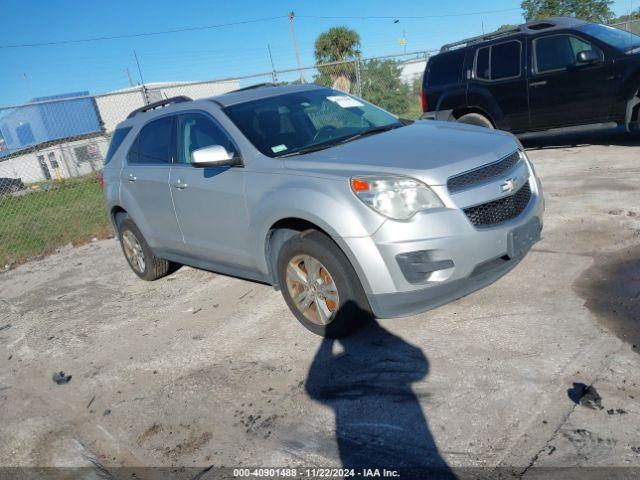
xmin=491 ymin=41 xmax=521 ymax=79
xmin=428 ymin=50 xmax=465 ymax=87
xmin=128 ymin=116 xmax=175 ymax=165
xmin=475 ymin=40 xmax=521 ymax=81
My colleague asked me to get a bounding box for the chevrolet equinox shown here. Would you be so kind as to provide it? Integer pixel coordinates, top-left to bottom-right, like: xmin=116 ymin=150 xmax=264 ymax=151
xmin=102 ymin=84 xmax=544 ymax=337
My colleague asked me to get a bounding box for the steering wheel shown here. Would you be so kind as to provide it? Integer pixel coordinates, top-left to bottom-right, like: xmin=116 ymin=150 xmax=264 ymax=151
xmin=312 ymin=125 xmax=338 ymax=143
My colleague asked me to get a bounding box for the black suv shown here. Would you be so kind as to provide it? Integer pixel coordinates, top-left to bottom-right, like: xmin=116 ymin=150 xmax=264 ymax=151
xmin=421 ymin=17 xmax=640 ymax=134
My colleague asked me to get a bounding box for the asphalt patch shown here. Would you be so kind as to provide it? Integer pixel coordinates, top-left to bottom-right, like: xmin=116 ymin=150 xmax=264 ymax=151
xmin=574 ymin=245 xmax=640 ymax=353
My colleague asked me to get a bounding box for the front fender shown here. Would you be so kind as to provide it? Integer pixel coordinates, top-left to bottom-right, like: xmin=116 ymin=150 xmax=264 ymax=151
xmin=245 ymin=173 xmax=385 ymax=277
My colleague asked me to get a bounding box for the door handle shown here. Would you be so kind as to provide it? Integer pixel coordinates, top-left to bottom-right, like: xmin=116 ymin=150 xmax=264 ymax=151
xmin=127 ymin=173 xmax=137 ymax=182
xmin=529 ymin=80 xmax=547 ymax=87
xmin=173 ymin=179 xmax=188 ymax=189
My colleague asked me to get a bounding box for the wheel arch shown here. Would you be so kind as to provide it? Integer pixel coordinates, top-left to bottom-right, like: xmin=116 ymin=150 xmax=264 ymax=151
xmin=110 ymin=206 xmax=129 ymax=236
xmin=452 ymin=106 xmax=496 ymax=127
xmin=624 ymin=89 xmax=640 ymax=130
xmin=264 ymin=216 xmax=371 ymax=293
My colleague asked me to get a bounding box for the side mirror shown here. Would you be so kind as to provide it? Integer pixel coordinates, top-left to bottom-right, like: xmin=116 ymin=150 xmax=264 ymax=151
xmin=191 ymin=145 xmax=241 ymax=168
xmin=577 ymin=50 xmax=601 ymax=64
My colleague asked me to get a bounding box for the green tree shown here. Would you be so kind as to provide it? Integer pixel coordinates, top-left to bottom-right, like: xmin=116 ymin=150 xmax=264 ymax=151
xmin=521 ymin=0 xmax=613 ymax=22
xmin=314 ymin=27 xmax=361 ymax=93
xmin=360 ymin=59 xmax=410 ymax=115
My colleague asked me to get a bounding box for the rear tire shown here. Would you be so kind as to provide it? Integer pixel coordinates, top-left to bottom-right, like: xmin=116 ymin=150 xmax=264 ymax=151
xmin=457 ymin=112 xmax=494 ymax=129
xmin=118 ymin=218 xmax=179 ymax=281
xmin=277 ymin=230 xmax=372 ymax=338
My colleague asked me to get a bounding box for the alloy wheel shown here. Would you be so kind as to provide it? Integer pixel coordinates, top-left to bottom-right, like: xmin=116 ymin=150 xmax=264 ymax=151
xmin=122 ymin=230 xmax=146 ymax=273
xmin=285 ymin=254 xmax=339 ymax=325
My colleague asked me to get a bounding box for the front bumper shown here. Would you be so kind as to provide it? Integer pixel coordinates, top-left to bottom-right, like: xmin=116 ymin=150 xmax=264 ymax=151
xmin=342 ymin=177 xmax=544 ymax=319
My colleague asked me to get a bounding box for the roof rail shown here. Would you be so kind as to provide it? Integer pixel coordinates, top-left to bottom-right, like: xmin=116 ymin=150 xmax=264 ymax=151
xmin=440 ymin=27 xmax=522 ymax=52
xmin=126 ymin=95 xmax=192 ymax=119
xmin=229 ymin=82 xmax=276 ymax=93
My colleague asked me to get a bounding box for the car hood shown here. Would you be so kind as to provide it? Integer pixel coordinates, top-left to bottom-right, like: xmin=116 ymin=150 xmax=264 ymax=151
xmin=283 ymin=120 xmax=520 ymax=186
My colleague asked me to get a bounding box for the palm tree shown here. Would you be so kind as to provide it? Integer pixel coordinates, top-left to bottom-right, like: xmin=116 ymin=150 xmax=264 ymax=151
xmin=314 ymin=27 xmax=361 ymax=93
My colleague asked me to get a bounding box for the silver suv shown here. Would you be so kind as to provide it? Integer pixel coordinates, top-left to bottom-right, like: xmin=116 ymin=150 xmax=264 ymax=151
xmin=102 ymin=84 xmax=544 ymax=337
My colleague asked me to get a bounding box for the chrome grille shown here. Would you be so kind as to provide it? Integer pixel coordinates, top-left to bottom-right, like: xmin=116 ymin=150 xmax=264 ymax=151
xmin=448 ymin=151 xmax=521 ymax=193
xmin=463 ymin=182 xmax=532 ymax=227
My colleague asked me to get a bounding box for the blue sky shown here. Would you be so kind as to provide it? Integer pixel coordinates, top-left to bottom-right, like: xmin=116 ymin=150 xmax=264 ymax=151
xmin=0 ymin=0 xmax=635 ymax=105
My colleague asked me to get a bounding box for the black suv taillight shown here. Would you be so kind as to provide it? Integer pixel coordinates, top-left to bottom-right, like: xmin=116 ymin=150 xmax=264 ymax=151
xmin=421 ymin=90 xmax=427 ymax=112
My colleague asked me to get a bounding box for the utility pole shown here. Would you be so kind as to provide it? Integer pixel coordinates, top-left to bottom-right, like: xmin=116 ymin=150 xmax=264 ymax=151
xmin=288 ymin=12 xmax=305 ymax=83
xmin=133 ymin=50 xmax=150 ymax=105
xmin=267 ymin=44 xmax=278 ymax=83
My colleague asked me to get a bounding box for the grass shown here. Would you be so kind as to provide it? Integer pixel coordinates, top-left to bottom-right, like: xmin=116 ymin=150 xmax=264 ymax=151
xmin=0 ymin=174 xmax=113 ymax=267
xmin=400 ymin=96 xmax=424 ymax=120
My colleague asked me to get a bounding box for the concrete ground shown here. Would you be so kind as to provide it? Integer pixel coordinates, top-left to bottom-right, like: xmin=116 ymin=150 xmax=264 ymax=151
xmin=1 ymin=131 xmax=639 ymax=478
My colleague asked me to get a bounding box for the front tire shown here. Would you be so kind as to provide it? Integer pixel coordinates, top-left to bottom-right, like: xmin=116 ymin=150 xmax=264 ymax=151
xmin=118 ymin=218 xmax=178 ymax=281
xmin=277 ymin=230 xmax=372 ymax=338
xmin=457 ymin=112 xmax=494 ymax=129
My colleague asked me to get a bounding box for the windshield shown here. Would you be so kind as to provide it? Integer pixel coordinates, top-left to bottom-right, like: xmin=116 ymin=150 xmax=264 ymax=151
xmin=576 ymin=23 xmax=640 ymax=52
xmin=223 ymin=88 xmax=402 ymax=157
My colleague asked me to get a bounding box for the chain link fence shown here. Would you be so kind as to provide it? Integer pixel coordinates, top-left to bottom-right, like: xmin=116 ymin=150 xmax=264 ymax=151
xmin=0 ymin=51 xmax=430 ymax=267
xmin=610 ymin=17 xmax=640 ymax=34
xmin=2 ymin=18 xmax=639 ymax=267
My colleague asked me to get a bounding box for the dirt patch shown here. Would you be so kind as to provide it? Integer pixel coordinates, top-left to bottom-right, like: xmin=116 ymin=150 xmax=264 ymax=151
xmin=575 ymin=245 xmax=640 ymax=353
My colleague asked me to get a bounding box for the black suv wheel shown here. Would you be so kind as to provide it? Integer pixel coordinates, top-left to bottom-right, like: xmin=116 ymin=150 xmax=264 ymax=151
xmin=457 ymin=113 xmax=494 ymax=129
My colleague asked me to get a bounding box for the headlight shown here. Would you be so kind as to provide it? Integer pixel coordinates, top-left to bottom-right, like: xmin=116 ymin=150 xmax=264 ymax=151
xmin=350 ymin=175 xmax=443 ymax=220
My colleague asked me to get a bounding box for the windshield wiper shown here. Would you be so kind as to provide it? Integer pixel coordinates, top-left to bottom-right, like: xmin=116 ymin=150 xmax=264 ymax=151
xmin=338 ymin=123 xmax=403 ymax=145
xmin=279 ymin=142 xmax=336 ymax=157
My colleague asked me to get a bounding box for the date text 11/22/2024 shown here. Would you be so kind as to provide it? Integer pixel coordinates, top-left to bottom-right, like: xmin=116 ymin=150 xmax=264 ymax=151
xmin=233 ymin=468 xmax=400 ymax=477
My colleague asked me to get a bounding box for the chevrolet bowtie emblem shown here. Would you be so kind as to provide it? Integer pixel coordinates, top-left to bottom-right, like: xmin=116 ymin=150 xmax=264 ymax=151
xmin=500 ymin=177 xmax=518 ymax=193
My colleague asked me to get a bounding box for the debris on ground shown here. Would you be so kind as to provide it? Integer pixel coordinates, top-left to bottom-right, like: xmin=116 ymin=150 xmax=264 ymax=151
xmin=86 ymin=395 xmax=95 ymax=409
xmin=52 ymin=371 xmax=72 ymax=385
xmin=607 ymin=408 xmax=628 ymax=415
xmin=103 ymin=409 xmax=111 ymax=416
xmin=567 ymin=382 xmax=603 ymax=410
xmin=0 ymin=324 xmax=11 ymax=331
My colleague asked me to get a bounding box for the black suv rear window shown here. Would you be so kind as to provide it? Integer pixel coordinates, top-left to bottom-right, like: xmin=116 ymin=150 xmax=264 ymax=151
xmin=475 ymin=40 xmax=521 ymax=81
xmin=427 ymin=50 xmax=465 ymax=87
xmin=491 ymin=41 xmax=521 ymax=79
xmin=104 ymin=127 xmax=131 ymax=165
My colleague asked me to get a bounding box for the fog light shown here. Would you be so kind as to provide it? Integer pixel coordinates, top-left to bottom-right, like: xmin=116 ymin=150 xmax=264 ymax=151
xmin=396 ymin=251 xmax=454 ymax=284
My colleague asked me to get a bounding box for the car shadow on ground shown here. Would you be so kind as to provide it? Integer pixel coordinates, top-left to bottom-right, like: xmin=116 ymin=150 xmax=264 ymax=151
xmin=305 ymin=311 xmax=456 ymax=479
xmin=521 ymin=127 xmax=640 ymax=150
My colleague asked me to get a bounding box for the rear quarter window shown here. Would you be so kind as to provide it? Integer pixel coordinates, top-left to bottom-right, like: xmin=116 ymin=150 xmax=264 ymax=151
xmin=427 ymin=50 xmax=465 ymax=87
xmin=104 ymin=127 xmax=131 ymax=166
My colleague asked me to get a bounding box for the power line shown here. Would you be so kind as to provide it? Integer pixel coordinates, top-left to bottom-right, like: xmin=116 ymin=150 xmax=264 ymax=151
xmin=0 ymin=15 xmax=288 ymax=49
xmin=296 ymin=8 xmax=522 ymax=20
